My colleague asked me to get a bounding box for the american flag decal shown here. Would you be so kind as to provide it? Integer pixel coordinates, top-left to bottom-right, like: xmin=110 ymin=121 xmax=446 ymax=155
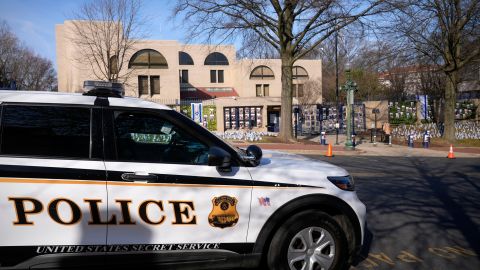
xmin=258 ymin=197 xmax=271 ymax=206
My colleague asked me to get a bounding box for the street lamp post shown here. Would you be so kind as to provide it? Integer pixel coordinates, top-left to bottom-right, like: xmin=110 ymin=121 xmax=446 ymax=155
xmin=334 ymin=21 xmax=340 ymax=145
xmin=341 ymin=64 xmax=357 ymax=150
xmin=372 ymin=108 xmax=380 ymax=146
xmin=294 ymin=107 xmax=299 ymax=139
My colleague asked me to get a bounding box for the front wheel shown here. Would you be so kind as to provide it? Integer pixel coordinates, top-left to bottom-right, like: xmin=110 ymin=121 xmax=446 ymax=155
xmin=267 ymin=210 xmax=348 ymax=270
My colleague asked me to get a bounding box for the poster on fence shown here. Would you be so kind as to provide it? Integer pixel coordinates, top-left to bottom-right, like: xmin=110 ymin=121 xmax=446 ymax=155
xmin=191 ymin=103 xmax=203 ymax=124
xmin=416 ymin=95 xmax=429 ymax=120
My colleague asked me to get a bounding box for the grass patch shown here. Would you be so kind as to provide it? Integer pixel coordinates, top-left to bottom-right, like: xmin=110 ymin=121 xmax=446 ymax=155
xmin=457 ymin=139 xmax=480 ymax=147
xmin=430 ymin=138 xmax=480 ymax=147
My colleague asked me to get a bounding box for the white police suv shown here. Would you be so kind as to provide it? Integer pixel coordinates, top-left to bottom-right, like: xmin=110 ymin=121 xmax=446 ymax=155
xmin=0 ymin=82 xmax=366 ymax=270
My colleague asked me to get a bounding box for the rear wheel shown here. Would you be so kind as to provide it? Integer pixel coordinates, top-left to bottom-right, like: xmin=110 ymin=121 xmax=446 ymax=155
xmin=267 ymin=210 xmax=348 ymax=270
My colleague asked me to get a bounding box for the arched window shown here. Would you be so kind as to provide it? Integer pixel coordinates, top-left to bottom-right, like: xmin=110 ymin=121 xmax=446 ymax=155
xmin=204 ymin=52 xmax=229 ymax=65
xmin=250 ymin=65 xmax=274 ymax=80
xmin=293 ymin=66 xmax=309 ymax=79
xmin=128 ymin=49 xmax=168 ymax=69
xmin=179 ymin=51 xmax=194 ymax=65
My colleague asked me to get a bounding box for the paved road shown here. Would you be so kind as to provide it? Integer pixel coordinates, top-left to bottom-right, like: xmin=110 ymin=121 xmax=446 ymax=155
xmin=304 ymin=155 xmax=480 ymax=270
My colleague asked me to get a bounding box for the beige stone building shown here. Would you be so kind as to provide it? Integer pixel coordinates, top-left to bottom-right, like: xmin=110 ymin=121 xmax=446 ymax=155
xmin=56 ymin=20 xmax=322 ymax=132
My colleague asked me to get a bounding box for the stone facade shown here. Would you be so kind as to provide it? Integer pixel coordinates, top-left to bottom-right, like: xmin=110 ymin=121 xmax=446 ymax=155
xmin=56 ymin=20 xmax=322 ymax=132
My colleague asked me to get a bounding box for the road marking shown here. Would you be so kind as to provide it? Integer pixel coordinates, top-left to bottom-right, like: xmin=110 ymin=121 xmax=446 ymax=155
xmin=444 ymin=246 xmax=477 ymax=256
xmin=397 ymin=250 xmax=423 ymax=263
xmin=369 ymin=252 xmax=395 ymax=265
xmin=356 ymin=246 xmax=477 ymax=269
xmin=428 ymin=247 xmax=457 ymax=259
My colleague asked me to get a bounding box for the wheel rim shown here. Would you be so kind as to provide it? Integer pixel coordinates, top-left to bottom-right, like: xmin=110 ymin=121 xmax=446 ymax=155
xmin=287 ymin=226 xmax=335 ymax=270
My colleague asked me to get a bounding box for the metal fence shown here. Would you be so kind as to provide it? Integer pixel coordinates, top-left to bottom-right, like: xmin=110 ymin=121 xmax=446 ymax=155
xmin=297 ymin=103 xmax=366 ymax=135
xmin=391 ymin=121 xmax=480 ymax=140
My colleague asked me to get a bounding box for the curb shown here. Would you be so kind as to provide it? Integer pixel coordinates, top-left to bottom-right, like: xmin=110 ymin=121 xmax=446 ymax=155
xmin=232 ymin=143 xmax=480 ymax=157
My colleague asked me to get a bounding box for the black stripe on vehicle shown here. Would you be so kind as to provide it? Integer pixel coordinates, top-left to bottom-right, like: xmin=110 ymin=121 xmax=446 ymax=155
xmin=0 ymin=164 xmax=321 ymax=188
xmin=0 ymin=164 xmax=106 ymax=181
xmin=106 ymin=170 xmax=321 ymax=188
xmin=0 ymin=243 xmax=254 ymax=267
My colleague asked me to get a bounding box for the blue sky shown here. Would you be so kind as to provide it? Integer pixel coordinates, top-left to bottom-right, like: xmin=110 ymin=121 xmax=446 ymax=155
xmin=0 ymin=0 xmax=187 ymax=70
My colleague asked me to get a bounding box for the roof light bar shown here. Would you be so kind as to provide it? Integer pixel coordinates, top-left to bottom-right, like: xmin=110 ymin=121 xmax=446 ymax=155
xmin=83 ymin=80 xmax=124 ymax=98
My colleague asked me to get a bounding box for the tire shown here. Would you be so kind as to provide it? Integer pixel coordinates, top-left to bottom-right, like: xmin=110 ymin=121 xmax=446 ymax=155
xmin=267 ymin=210 xmax=348 ymax=270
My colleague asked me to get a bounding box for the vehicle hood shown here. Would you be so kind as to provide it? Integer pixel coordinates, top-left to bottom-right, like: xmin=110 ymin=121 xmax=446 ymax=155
xmin=247 ymin=150 xmax=349 ymax=187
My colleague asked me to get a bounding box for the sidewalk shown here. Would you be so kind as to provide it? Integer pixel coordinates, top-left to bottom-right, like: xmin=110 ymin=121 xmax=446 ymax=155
xmin=232 ymin=134 xmax=480 ymax=158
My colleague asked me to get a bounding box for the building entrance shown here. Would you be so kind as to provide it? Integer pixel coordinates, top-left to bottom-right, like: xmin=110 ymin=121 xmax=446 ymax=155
xmin=267 ymin=106 xmax=281 ymax=132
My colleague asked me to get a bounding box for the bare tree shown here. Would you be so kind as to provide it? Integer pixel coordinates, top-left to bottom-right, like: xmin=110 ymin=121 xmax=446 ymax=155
xmin=0 ymin=21 xmax=57 ymax=91
xmin=297 ymin=79 xmax=322 ymax=106
xmin=0 ymin=21 xmax=19 ymax=88
xmin=386 ymin=71 xmax=408 ymax=100
xmin=319 ymin=34 xmax=400 ymax=102
xmin=418 ymin=64 xmax=445 ymax=100
xmin=175 ymin=0 xmax=389 ymax=142
xmin=350 ymin=68 xmax=385 ymax=101
xmin=69 ymin=0 xmax=146 ymax=83
xmin=419 ymin=66 xmax=446 ymax=122
xmin=388 ymin=0 xmax=480 ymax=142
xmin=321 ymin=69 xmax=341 ymax=102
xmin=317 ymin=33 xmax=350 ymax=103
xmin=15 ymin=50 xmax=57 ymax=90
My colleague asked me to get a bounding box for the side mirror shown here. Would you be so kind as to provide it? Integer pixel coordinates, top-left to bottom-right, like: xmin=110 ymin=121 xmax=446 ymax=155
xmin=246 ymin=145 xmax=262 ymax=166
xmin=208 ymin=146 xmax=232 ymax=171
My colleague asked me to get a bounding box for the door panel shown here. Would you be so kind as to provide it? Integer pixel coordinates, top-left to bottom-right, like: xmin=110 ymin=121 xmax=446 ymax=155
xmin=105 ymin=162 xmax=252 ymax=245
xmin=0 ymin=105 xmax=108 ymax=267
xmin=0 ymin=158 xmax=108 ymax=266
xmin=104 ymin=109 xmax=252 ymax=250
xmin=0 ymin=158 xmax=108 ymax=246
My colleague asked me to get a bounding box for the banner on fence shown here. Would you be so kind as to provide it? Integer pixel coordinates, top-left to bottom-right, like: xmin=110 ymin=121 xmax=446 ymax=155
xmin=191 ymin=103 xmax=203 ymax=124
xmin=416 ymin=95 xmax=429 ymax=120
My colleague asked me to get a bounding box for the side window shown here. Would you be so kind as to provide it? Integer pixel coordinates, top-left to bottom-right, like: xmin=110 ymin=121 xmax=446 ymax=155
xmin=113 ymin=111 xmax=209 ymax=165
xmin=1 ymin=105 xmax=91 ymax=158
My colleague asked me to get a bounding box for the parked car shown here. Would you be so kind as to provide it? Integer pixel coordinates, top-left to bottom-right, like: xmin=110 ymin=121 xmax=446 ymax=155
xmin=0 ymin=81 xmax=366 ymax=270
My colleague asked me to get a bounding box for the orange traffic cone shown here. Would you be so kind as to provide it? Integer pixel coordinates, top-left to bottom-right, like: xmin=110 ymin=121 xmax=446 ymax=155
xmin=447 ymin=144 xmax=456 ymax=159
xmin=325 ymin=144 xmax=334 ymax=157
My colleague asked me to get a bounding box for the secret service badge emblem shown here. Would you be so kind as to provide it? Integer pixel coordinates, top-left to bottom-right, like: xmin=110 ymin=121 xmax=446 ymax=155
xmin=208 ymin=196 xmax=239 ymax=228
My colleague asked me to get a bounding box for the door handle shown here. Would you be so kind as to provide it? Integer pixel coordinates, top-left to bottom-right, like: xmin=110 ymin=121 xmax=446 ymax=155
xmin=121 ymin=172 xmax=158 ymax=182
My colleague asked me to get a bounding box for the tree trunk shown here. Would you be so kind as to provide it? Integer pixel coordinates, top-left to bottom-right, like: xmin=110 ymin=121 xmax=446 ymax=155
xmin=279 ymin=53 xmax=294 ymax=143
xmin=443 ymin=71 xmax=457 ymax=142
xmin=433 ymin=98 xmax=444 ymax=123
